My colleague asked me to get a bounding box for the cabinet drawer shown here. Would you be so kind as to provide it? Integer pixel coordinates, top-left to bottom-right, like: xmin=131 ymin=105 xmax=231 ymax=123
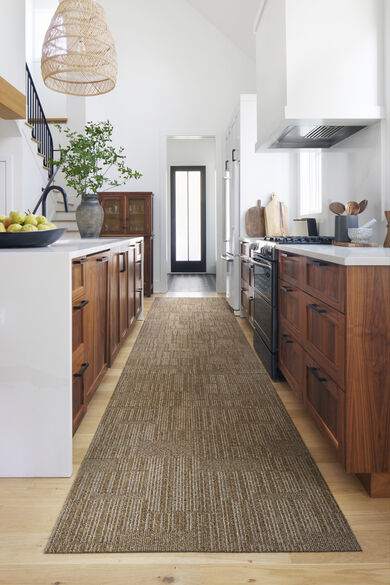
xmin=241 ymin=259 xmax=254 ymax=287
xmin=241 ymin=284 xmax=254 ymax=326
xmin=303 ymin=257 xmax=345 ymax=312
xmin=304 ymin=353 xmax=345 ymax=463
xmin=72 ymin=256 xmax=87 ymax=297
xmin=278 ymin=279 xmax=304 ymax=339
xmin=303 ymin=293 xmax=345 ymax=388
xmin=279 ymin=319 xmax=304 ymax=401
xmin=279 ymin=251 xmax=303 ymax=287
xmin=240 ymin=242 xmax=250 ymax=258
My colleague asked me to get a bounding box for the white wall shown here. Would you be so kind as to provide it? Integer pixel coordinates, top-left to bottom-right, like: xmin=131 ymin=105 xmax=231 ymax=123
xmin=0 ymin=0 xmax=25 ymax=94
xmin=167 ymin=137 xmax=216 ymax=273
xmin=85 ymin=0 xmax=256 ymax=292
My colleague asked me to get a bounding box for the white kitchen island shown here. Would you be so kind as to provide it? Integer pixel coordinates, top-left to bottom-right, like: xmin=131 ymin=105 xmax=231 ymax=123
xmin=0 ymin=237 xmax=143 ymax=477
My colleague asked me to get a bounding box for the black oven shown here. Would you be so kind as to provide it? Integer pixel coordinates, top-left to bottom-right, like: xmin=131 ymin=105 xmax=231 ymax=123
xmin=252 ymin=256 xmax=280 ymax=380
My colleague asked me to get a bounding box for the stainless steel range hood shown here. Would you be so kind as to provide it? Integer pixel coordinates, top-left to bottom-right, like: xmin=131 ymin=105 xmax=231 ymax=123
xmin=269 ymin=124 xmax=367 ymax=149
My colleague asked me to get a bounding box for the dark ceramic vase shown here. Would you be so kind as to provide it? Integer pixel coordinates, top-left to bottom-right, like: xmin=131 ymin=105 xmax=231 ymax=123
xmin=75 ymin=194 xmax=104 ymax=238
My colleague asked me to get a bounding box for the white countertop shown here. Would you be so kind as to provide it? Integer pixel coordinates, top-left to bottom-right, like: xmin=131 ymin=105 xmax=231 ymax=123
xmin=0 ymin=237 xmax=142 ymax=260
xmin=277 ymin=244 xmax=390 ymax=266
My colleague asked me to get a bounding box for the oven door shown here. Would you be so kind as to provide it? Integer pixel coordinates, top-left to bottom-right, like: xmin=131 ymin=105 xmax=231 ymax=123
xmin=253 ymin=289 xmax=277 ymax=351
xmin=252 ymin=258 xmax=274 ymax=305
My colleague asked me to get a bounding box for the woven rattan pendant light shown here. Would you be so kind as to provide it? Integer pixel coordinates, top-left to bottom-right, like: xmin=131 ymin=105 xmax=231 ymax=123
xmin=41 ymin=0 xmax=117 ymax=97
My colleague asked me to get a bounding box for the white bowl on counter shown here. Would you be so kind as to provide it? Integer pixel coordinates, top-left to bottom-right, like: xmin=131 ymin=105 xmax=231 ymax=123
xmin=348 ymin=227 xmax=373 ymax=244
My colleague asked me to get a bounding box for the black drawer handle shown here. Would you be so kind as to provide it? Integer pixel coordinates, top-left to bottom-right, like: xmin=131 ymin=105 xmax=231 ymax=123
xmin=309 ymin=260 xmax=328 ymax=267
xmin=281 ymin=334 xmax=293 ymax=344
xmin=74 ymin=362 xmax=90 ymax=378
xmin=120 ymin=252 xmax=126 ymax=273
xmin=309 ymin=366 xmax=327 ymax=382
xmin=136 ymin=288 xmax=143 ymax=293
xmin=73 ymin=299 xmax=89 ymax=311
xmin=281 ymin=252 xmax=294 ymax=258
xmin=73 ymin=257 xmax=87 ymax=265
xmin=280 ymin=285 xmax=293 ymax=293
xmin=309 ymin=303 xmax=327 ymax=314
xmin=96 ymin=256 xmax=109 ymax=262
xmin=249 ymin=296 xmax=254 ymax=302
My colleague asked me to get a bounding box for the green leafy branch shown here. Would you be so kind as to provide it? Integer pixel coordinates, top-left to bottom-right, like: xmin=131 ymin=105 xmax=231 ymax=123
xmin=50 ymin=120 xmax=142 ymax=197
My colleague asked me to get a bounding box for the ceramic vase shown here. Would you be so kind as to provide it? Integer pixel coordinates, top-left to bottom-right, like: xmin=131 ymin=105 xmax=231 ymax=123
xmin=75 ymin=194 xmax=104 ymax=238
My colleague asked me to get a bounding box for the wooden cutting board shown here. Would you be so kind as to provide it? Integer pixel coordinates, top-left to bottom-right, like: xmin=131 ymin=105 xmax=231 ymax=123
xmin=264 ymin=193 xmax=289 ymax=236
xmin=245 ymin=200 xmax=265 ymax=237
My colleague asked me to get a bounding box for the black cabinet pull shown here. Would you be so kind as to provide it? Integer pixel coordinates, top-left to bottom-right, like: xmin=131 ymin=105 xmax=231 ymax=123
xmin=249 ymin=296 xmax=254 ymax=302
xmin=225 ymin=160 xmax=229 ymax=171
xmin=232 ymin=148 xmax=237 ymax=162
xmin=96 ymin=256 xmax=109 ymax=262
xmin=281 ymin=334 xmax=293 ymax=344
xmin=136 ymin=288 xmax=143 ymax=293
xmin=120 ymin=252 xmax=126 ymax=273
xmin=280 ymin=285 xmax=293 ymax=293
xmin=309 ymin=260 xmax=328 ymax=267
xmin=74 ymin=362 xmax=90 ymax=378
xmin=309 ymin=303 xmax=327 ymax=314
xmin=73 ymin=257 xmax=87 ymax=265
xmin=73 ymin=299 xmax=89 ymax=311
xmin=281 ymin=252 xmax=294 ymax=258
xmin=309 ymin=366 xmax=327 ymax=382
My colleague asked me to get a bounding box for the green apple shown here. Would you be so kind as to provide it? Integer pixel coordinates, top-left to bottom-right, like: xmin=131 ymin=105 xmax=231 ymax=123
xmin=0 ymin=222 xmax=5 ymax=233
xmin=7 ymin=223 xmax=23 ymax=232
xmin=24 ymin=214 xmax=38 ymax=226
xmin=37 ymin=223 xmax=50 ymax=231
xmin=9 ymin=211 xmax=26 ymax=225
xmin=46 ymin=222 xmax=57 ymax=229
xmin=35 ymin=215 xmax=49 ymax=225
xmin=0 ymin=214 xmax=7 ymax=223
xmin=21 ymin=224 xmax=38 ymax=232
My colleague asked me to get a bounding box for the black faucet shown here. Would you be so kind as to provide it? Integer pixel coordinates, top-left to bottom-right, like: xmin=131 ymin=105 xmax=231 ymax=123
xmin=41 ymin=185 xmax=68 ymax=217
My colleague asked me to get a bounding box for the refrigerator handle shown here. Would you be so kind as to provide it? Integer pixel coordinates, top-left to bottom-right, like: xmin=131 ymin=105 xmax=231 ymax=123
xmin=232 ymin=149 xmax=237 ymax=162
xmin=225 ymin=160 xmax=229 ymax=171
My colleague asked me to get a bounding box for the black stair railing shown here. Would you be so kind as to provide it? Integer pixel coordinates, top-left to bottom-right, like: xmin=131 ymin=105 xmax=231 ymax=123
xmin=26 ymin=63 xmax=54 ymax=178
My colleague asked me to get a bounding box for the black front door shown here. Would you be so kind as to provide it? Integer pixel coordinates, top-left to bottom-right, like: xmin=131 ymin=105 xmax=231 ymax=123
xmin=171 ymin=166 xmax=206 ymax=273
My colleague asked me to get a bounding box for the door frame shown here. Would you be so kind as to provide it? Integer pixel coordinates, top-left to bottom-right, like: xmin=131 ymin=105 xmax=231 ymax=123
xmin=170 ymin=165 xmax=206 ymax=273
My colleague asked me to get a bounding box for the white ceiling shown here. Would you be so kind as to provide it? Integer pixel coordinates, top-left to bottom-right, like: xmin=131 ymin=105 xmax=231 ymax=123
xmin=185 ymin=0 xmax=260 ymax=59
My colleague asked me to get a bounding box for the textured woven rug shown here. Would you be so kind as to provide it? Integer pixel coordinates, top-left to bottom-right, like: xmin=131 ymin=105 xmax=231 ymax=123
xmin=46 ymin=298 xmax=360 ymax=553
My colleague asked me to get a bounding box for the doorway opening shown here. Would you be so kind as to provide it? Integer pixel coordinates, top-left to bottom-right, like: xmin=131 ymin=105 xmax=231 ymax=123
xmin=166 ymin=136 xmax=217 ymax=292
xmin=170 ymin=166 xmax=206 ymax=273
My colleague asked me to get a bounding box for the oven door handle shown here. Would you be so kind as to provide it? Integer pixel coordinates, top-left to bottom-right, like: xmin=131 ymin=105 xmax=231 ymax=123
xmin=251 ymin=259 xmax=272 ymax=270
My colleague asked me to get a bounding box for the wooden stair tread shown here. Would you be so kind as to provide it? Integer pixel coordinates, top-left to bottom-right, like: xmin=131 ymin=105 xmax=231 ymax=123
xmin=57 ymin=201 xmax=75 ymax=206
xmin=25 ymin=121 xmax=33 ymax=129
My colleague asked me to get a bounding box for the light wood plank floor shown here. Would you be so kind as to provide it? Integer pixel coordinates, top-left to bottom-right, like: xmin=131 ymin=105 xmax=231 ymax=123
xmin=0 ymin=293 xmax=389 ymax=585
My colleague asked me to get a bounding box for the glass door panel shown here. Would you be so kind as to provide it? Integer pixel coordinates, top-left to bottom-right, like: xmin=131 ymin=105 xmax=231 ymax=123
xmin=128 ymin=198 xmax=145 ymax=233
xmin=171 ymin=166 xmax=206 ymax=273
xmin=102 ymin=197 xmax=122 ymax=233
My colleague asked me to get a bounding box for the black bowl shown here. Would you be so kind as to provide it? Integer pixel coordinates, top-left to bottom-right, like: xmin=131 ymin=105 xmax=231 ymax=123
xmin=0 ymin=228 xmax=67 ymax=248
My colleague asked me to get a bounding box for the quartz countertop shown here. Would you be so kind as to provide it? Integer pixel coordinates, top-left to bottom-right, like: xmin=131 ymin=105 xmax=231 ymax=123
xmin=0 ymin=237 xmax=142 ymax=260
xmin=277 ymin=244 xmax=390 ymax=266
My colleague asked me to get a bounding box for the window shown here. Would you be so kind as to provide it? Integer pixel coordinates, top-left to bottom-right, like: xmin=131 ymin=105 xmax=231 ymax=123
xmin=299 ymin=151 xmax=322 ymax=215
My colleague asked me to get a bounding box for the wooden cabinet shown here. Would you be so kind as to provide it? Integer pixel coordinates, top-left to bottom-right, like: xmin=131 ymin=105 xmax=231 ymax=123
xmin=279 ymin=251 xmax=303 ymax=288
xmin=100 ymin=192 xmax=153 ymax=296
xmin=71 ymin=239 xmax=142 ymax=434
xmin=304 ymin=353 xmax=345 ymax=464
xmin=108 ymin=242 xmax=140 ymax=365
xmin=303 ymin=257 xmax=345 ymax=312
xmin=302 ymin=292 xmax=345 ymax=388
xmin=279 ymin=318 xmax=304 ymax=400
xmin=278 ymin=251 xmax=390 ymax=497
xmin=71 ymin=257 xmax=89 ymax=434
xmin=84 ymin=252 xmax=109 ymax=402
xmin=240 ymin=242 xmax=254 ymax=327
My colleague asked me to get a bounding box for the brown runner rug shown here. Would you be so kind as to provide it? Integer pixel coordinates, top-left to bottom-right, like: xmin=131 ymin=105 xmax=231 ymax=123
xmin=46 ymin=298 xmax=360 ymax=553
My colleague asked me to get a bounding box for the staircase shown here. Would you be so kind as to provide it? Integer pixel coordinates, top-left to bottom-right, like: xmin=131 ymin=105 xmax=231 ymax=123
xmin=25 ymin=64 xmax=79 ymax=233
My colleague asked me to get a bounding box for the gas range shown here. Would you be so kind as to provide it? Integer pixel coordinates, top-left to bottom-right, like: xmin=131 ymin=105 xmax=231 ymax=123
xmin=252 ymin=235 xmax=333 ymax=261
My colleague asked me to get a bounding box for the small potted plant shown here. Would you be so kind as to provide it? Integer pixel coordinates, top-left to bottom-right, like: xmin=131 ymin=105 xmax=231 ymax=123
xmin=54 ymin=120 xmax=142 ymax=238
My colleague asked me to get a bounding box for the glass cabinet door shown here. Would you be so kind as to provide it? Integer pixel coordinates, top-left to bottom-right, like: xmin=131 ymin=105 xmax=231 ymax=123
xmin=101 ymin=196 xmax=123 ymax=234
xmin=127 ymin=197 xmax=146 ymax=233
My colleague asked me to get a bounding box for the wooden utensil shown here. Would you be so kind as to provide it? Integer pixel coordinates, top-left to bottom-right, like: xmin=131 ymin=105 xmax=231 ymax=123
xmin=384 ymin=211 xmax=390 ymax=248
xmin=345 ymin=201 xmax=360 ymax=215
xmin=358 ymin=199 xmax=368 ymax=214
xmin=264 ymin=193 xmax=289 ymax=236
xmin=329 ymin=202 xmax=345 ymax=215
xmin=245 ymin=200 xmax=265 ymax=237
